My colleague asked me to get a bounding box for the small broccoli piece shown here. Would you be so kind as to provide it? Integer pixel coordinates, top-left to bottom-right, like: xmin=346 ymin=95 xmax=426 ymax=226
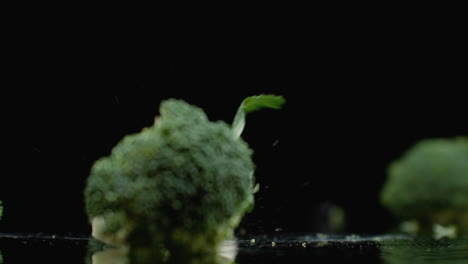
xmin=380 ymin=137 xmax=468 ymax=236
xmin=84 ymin=95 xmax=284 ymax=263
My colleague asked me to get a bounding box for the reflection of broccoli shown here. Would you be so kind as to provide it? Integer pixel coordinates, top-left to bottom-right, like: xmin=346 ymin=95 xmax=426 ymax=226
xmin=381 ymin=137 xmax=468 ymax=236
xmin=84 ymin=95 xmax=284 ymax=263
xmin=381 ymin=238 xmax=468 ymax=264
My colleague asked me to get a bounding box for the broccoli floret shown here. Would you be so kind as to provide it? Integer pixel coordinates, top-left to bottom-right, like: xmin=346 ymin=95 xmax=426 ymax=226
xmin=84 ymin=95 xmax=284 ymax=263
xmin=380 ymin=137 xmax=468 ymax=236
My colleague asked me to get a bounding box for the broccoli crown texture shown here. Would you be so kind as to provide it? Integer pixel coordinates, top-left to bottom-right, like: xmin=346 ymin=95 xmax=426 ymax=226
xmin=381 ymin=137 xmax=468 ymax=221
xmin=85 ymin=99 xmax=255 ymax=261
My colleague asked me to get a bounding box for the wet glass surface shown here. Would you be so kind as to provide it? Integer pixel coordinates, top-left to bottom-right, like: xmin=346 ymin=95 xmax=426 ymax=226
xmin=1 ymin=233 xmax=468 ymax=263
xmin=0 ymin=233 xmax=88 ymax=264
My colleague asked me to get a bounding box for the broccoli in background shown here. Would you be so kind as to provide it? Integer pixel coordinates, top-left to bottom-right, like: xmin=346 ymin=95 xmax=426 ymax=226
xmin=380 ymin=137 xmax=468 ymax=237
xmin=84 ymin=95 xmax=285 ymax=263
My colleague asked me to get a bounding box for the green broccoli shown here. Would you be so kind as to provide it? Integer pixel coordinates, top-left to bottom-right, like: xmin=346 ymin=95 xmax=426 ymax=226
xmin=84 ymin=95 xmax=285 ymax=263
xmin=380 ymin=137 xmax=468 ymax=237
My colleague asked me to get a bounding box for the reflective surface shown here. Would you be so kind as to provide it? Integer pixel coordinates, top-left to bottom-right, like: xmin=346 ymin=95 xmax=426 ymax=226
xmin=0 ymin=233 xmax=88 ymax=264
xmin=382 ymin=237 xmax=468 ymax=264
xmin=1 ymin=233 xmax=468 ymax=263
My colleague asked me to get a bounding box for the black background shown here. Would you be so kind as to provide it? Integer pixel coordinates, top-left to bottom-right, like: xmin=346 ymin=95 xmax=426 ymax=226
xmin=1 ymin=22 xmax=466 ymax=238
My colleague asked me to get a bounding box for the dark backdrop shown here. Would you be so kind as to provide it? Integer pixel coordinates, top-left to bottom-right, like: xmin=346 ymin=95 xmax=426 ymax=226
xmin=1 ymin=30 xmax=466 ymax=237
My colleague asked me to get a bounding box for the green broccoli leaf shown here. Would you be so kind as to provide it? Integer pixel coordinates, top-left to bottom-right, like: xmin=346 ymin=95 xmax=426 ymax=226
xmin=232 ymin=95 xmax=285 ymax=138
xmin=242 ymin=95 xmax=286 ymax=113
